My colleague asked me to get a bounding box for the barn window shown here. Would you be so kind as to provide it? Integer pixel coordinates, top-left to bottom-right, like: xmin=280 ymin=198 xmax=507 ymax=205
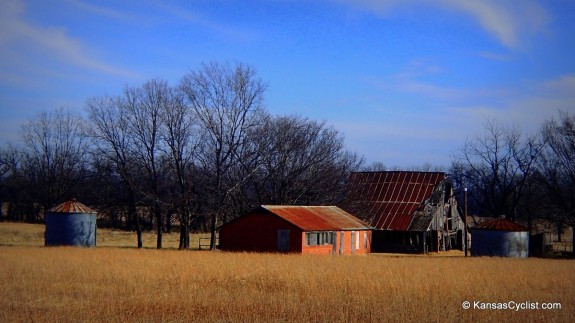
xmin=307 ymin=232 xmax=318 ymax=246
xmin=306 ymin=231 xmax=334 ymax=246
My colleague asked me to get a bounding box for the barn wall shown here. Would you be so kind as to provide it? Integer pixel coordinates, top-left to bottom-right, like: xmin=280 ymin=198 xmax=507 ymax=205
xmin=302 ymin=238 xmax=334 ymax=255
xmin=297 ymin=230 xmax=371 ymax=255
xmin=358 ymin=230 xmax=371 ymax=254
xmin=219 ymin=211 xmax=371 ymax=254
xmin=471 ymin=230 xmax=529 ymax=257
xmin=219 ymin=212 xmax=302 ymax=253
xmin=335 ymin=230 xmax=371 ymax=255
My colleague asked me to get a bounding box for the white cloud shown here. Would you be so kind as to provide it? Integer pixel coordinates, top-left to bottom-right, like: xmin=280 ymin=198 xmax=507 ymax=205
xmin=366 ymin=59 xmax=505 ymax=101
xmin=441 ymin=0 xmax=518 ymax=47
xmin=149 ymin=2 xmax=258 ymax=43
xmin=336 ymin=0 xmax=549 ymax=49
xmin=444 ymin=74 xmax=575 ymax=136
xmin=543 ymin=74 xmax=575 ymax=94
xmin=478 ymin=51 xmax=512 ymax=61
xmin=65 ymin=0 xmax=135 ymax=22
xmin=0 ymin=0 xmax=135 ymax=79
xmin=67 ymin=0 xmax=257 ymax=43
xmin=345 ymin=70 xmax=574 ymax=166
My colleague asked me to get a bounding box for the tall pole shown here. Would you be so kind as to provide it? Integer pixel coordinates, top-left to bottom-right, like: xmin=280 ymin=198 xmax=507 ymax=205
xmin=464 ymin=187 xmax=468 ymax=257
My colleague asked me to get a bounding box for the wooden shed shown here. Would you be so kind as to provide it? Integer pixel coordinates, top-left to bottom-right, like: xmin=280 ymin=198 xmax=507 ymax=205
xmin=345 ymin=171 xmax=465 ymax=253
xmin=219 ymin=205 xmax=371 ymax=254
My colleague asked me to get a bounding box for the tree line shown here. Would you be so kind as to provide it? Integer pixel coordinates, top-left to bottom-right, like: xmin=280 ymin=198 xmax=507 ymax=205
xmin=0 ymin=62 xmax=363 ymax=249
xmin=450 ymin=112 xmax=574 ymax=241
xmin=1 ymin=61 xmax=573 ymax=248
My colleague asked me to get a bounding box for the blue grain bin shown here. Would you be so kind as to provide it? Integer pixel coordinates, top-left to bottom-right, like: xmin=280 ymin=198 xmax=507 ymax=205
xmin=45 ymin=199 xmax=97 ymax=247
xmin=470 ymin=217 xmax=529 ymax=257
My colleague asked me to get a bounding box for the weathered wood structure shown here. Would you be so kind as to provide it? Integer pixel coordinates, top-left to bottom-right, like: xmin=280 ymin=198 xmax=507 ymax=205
xmin=345 ymin=171 xmax=464 ymax=253
xmin=219 ymin=205 xmax=371 ymax=254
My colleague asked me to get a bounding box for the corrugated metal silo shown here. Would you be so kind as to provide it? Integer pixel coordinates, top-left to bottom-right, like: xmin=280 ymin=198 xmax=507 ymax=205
xmin=471 ymin=217 xmax=529 ymax=257
xmin=45 ymin=199 xmax=97 ymax=247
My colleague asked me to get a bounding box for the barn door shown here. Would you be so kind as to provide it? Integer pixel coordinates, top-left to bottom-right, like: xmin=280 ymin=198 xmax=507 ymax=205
xmin=277 ymin=229 xmax=290 ymax=252
xmin=332 ymin=232 xmax=337 ymax=254
xmin=351 ymin=231 xmax=355 ymax=254
xmin=339 ymin=232 xmax=344 ymax=254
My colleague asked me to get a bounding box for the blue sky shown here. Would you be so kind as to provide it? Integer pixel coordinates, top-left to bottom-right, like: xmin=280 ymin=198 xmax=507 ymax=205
xmin=1 ymin=0 xmax=574 ymax=168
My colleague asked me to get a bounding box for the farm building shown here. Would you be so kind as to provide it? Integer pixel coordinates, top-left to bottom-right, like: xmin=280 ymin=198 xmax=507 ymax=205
xmin=219 ymin=205 xmax=371 ymax=254
xmin=345 ymin=171 xmax=465 ymax=253
xmin=45 ymin=199 xmax=97 ymax=247
xmin=471 ymin=217 xmax=529 ymax=257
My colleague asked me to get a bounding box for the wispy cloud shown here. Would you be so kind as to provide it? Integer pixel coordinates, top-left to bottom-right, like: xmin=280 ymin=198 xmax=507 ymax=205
xmin=336 ymin=0 xmax=549 ymax=49
xmin=444 ymin=73 xmax=575 ymax=136
xmin=0 ymin=0 xmax=135 ymax=79
xmin=543 ymin=74 xmax=575 ymax=94
xmin=442 ymin=0 xmax=519 ymax=48
xmin=65 ymin=0 xmax=137 ymax=22
xmin=67 ymin=0 xmax=258 ymax=43
xmin=478 ymin=51 xmax=512 ymax=61
xmin=395 ymin=59 xmax=445 ymax=78
xmin=150 ymin=2 xmax=258 ymax=43
xmin=366 ymin=59 xmax=480 ymax=101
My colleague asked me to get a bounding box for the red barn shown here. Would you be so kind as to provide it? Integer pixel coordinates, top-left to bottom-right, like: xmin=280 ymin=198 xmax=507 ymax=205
xmin=219 ymin=205 xmax=371 ymax=254
xmin=346 ymin=171 xmax=465 ymax=253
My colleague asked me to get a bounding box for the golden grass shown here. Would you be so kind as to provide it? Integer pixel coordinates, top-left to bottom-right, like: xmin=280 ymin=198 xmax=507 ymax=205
xmin=0 ymin=222 xmax=573 ymax=322
xmin=0 ymin=222 xmax=209 ymax=249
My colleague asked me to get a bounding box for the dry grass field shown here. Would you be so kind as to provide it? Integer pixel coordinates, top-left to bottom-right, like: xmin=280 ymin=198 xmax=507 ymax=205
xmin=0 ymin=222 xmax=209 ymax=249
xmin=0 ymin=222 xmax=573 ymax=322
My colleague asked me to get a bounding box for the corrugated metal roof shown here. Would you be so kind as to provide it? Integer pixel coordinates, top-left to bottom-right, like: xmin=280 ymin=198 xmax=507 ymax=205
xmin=261 ymin=205 xmax=370 ymax=231
xmin=472 ymin=218 xmax=528 ymax=232
xmin=349 ymin=171 xmax=445 ymax=231
xmin=409 ymin=212 xmax=435 ymax=231
xmin=48 ymin=199 xmax=97 ymax=214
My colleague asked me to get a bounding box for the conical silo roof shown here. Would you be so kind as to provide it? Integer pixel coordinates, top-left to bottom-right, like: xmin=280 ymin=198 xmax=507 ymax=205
xmin=472 ymin=218 xmax=527 ymax=232
xmin=48 ymin=199 xmax=96 ymax=214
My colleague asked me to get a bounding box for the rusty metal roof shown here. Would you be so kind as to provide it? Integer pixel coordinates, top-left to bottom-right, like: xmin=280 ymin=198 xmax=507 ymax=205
xmin=48 ymin=199 xmax=97 ymax=214
xmin=261 ymin=205 xmax=370 ymax=231
xmin=472 ymin=218 xmax=528 ymax=232
xmin=348 ymin=171 xmax=445 ymax=231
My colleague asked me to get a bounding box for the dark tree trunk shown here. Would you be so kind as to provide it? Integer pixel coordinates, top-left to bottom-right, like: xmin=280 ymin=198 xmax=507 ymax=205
xmin=179 ymin=210 xmax=190 ymax=250
xmin=209 ymin=212 xmax=217 ymax=250
xmin=156 ymin=204 xmax=163 ymax=249
xmin=166 ymin=212 xmax=172 ymax=233
xmin=572 ymin=226 xmax=574 ymax=259
xmin=135 ymin=207 xmax=143 ymax=249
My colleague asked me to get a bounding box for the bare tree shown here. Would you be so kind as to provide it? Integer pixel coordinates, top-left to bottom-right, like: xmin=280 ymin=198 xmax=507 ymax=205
xmin=86 ymin=95 xmax=144 ymax=248
xmin=181 ymin=62 xmax=266 ymax=250
xmin=123 ymin=79 xmax=169 ymax=249
xmin=248 ymin=115 xmax=363 ymax=206
xmin=362 ymin=161 xmax=387 ymax=172
xmin=20 ymin=108 xmax=89 ymax=216
xmin=451 ymin=118 xmax=543 ymax=221
xmin=537 ymin=111 xmax=575 ymax=250
xmin=0 ymin=144 xmax=25 ymax=221
xmin=159 ymin=86 xmax=199 ymax=249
